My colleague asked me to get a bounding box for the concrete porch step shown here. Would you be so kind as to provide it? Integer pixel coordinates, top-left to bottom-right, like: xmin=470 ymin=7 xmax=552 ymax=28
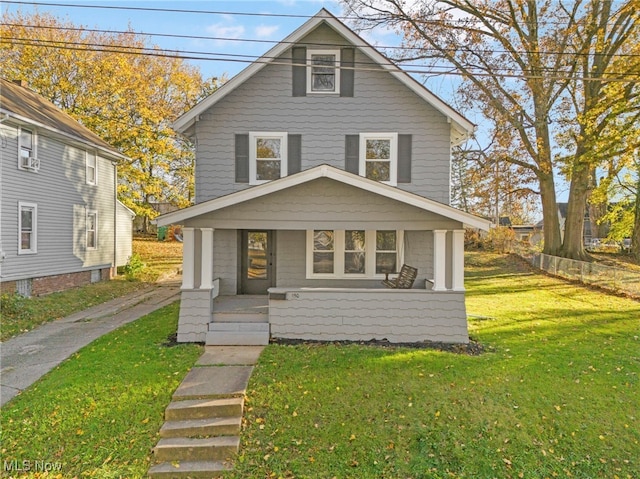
xmin=165 ymin=397 xmax=244 ymax=421
xmin=212 ymin=311 xmax=268 ymax=323
xmin=148 ymin=460 xmax=232 ymax=479
xmin=154 ymin=436 xmax=240 ymax=462
xmin=159 ymin=416 xmax=241 ymax=438
xmin=207 ymin=322 xmax=270 ymax=346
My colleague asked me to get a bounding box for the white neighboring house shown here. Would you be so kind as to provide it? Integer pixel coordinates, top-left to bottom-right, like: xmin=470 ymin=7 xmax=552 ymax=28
xmin=157 ymin=10 xmax=491 ymax=345
xmin=0 ymin=78 xmax=134 ymax=296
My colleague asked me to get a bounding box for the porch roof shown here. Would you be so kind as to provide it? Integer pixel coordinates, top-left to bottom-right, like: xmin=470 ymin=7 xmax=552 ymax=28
xmin=156 ymin=164 xmax=491 ymax=231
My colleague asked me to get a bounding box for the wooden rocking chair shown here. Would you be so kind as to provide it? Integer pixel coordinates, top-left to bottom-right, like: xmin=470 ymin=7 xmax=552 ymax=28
xmin=382 ymin=264 xmax=418 ymax=289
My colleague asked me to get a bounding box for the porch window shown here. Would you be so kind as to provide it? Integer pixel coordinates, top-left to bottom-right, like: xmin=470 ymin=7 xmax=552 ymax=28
xmin=249 ymin=132 xmax=288 ymax=184
xmin=307 ymin=229 xmax=403 ymax=279
xmin=312 ymin=230 xmax=334 ymax=274
xmin=359 ymin=133 xmax=398 ymax=185
xmin=307 ymin=49 xmax=340 ymax=94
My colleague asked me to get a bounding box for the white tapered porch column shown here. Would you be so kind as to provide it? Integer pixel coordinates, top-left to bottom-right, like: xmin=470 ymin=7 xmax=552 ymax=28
xmin=433 ymin=230 xmax=447 ymax=291
xmin=451 ymin=229 xmax=465 ymax=291
xmin=181 ymin=227 xmax=195 ymax=289
xmin=200 ymin=228 xmax=214 ymax=290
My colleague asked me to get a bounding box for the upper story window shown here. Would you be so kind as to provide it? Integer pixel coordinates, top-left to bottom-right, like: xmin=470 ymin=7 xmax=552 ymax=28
xmin=86 ymin=151 xmax=97 ymax=185
xmin=359 ymin=133 xmax=398 ymax=186
xmin=18 ymin=202 xmax=37 ymax=254
xmin=307 ymin=49 xmax=340 ymax=94
xmin=18 ymin=127 xmax=39 ymax=172
xmin=86 ymin=210 xmax=98 ymax=250
xmin=249 ymin=132 xmax=288 ymax=185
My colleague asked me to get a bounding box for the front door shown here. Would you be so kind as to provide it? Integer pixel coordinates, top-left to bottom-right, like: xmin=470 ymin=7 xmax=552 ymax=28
xmin=240 ymin=230 xmax=275 ymax=294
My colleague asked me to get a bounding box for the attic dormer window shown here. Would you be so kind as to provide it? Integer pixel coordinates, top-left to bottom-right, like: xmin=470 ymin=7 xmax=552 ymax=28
xmin=308 ymin=50 xmax=340 ymax=94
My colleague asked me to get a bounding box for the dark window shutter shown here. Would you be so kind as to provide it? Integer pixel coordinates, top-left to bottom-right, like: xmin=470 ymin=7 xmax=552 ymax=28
xmin=288 ymin=134 xmax=302 ymax=175
xmin=235 ymin=134 xmax=249 ymax=183
xmin=340 ymin=48 xmax=355 ymax=97
xmin=345 ymin=135 xmax=359 ymax=174
xmin=292 ymin=47 xmax=307 ymax=97
xmin=397 ymin=134 xmax=412 ymax=183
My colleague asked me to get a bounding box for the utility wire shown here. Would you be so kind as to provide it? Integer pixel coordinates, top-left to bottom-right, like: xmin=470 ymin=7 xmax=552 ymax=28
xmin=3 ymin=36 xmax=638 ymax=82
xmin=5 ymin=22 xmax=640 ymax=60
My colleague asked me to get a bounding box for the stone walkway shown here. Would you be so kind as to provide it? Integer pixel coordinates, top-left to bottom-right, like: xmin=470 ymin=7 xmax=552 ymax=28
xmin=148 ymin=346 xmax=264 ymax=478
xmin=0 ymin=280 xmax=181 ymax=407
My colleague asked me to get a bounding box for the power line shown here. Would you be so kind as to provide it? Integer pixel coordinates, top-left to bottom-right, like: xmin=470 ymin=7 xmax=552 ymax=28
xmin=5 ymin=22 xmax=640 ymax=60
xmin=2 ymin=36 xmax=638 ymax=82
xmin=3 ymin=0 xmax=630 ymax=27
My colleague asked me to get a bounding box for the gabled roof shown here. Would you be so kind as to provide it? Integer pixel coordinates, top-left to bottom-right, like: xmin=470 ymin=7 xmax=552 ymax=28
xmin=156 ymin=164 xmax=491 ymax=230
xmin=0 ymin=78 xmax=127 ymax=161
xmin=172 ymin=9 xmax=475 ymax=145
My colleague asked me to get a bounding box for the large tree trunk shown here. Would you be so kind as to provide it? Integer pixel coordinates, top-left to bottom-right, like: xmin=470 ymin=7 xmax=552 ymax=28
xmin=539 ymin=172 xmax=562 ymax=255
xmin=561 ymin=158 xmax=591 ymax=260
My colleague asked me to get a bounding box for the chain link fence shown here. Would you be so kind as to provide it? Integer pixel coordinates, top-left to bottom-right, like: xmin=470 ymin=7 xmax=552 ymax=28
xmin=520 ymin=252 xmax=640 ymax=299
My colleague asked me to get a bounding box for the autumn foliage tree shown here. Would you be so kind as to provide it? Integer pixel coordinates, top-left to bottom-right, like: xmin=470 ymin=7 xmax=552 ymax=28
xmin=0 ymin=11 xmax=220 ymax=230
xmin=345 ymin=0 xmax=639 ymax=259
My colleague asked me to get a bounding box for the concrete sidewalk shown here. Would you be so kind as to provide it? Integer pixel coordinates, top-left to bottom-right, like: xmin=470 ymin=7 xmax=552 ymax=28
xmin=0 ymin=279 xmax=182 ymax=407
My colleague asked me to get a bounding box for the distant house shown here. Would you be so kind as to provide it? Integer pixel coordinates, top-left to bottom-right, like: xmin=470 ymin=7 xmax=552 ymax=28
xmin=0 ymin=78 xmax=134 ymax=296
xmin=157 ymin=10 xmax=491 ymax=345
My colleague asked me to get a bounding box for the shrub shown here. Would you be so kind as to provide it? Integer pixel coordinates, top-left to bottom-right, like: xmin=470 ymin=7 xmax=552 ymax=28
xmin=122 ymin=253 xmax=146 ymax=280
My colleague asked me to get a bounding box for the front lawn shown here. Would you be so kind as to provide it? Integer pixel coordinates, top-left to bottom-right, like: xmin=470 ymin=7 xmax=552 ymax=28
xmin=0 ymin=302 xmax=202 ymax=478
xmin=230 ymin=253 xmax=639 ymax=478
xmin=1 ymin=253 xmax=638 ymax=478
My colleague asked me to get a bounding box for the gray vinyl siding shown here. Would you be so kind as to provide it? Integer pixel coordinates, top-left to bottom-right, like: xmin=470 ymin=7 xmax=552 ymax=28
xmin=212 ymin=229 xmax=238 ymax=295
xmin=115 ymin=201 xmax=134 ymax=267
xmin=0 ymin=121 xmax=117 ymax=282
xmin=185 ymin=178 xmax=463 ymax=231
xmin=193 ymin=23 xmax=452 ymax=205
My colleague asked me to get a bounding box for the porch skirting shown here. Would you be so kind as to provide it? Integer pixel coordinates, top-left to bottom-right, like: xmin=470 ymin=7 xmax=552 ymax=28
xmin=268 ymin=288 xmax=469 ymax=344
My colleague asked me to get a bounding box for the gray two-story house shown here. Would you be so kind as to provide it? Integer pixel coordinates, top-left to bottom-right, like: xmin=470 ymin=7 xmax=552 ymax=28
xmin=0 ymin=78 xmax=133 ymax=297
xmin=157 ymin=10 xmax=490 ymax=345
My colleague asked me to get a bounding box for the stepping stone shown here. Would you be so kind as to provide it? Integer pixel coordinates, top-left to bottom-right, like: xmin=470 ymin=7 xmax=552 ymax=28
xmin=172 ymin=366 xmax=253 ymax=399
xmin=159 ymin=416 xmax=241 ymax=438
xmin=154 ymin=436 xmax=239 ymax=462
xmin=196 ymin=346 xmax=264 ymax=366
xmin=165 ymin=397 xmax=244 ymax=421
xmin=148 ymin=460 xmax=232 ymax=479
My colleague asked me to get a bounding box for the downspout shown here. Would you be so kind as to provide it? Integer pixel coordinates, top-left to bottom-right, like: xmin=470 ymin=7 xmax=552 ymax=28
xmin=113 ymin=161 xmax=118 ymax=277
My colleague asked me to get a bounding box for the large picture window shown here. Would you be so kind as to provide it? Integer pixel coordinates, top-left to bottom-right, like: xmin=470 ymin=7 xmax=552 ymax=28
xmin=307 ymin=49 xmax=340 ymax=94
xmin=18 ymin=202 xmax=37 ymax=254
xmin=359 ymin=133 xmax=398 ymax=185
xmin=249 ymin=132 xmax=288 ymax=184
xmin=307 ymin=230 xmax=403 ymax=278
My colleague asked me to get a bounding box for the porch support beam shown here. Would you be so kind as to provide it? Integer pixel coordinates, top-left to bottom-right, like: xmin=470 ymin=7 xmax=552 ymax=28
xmin=200 ymin=228 xmax=214 ymax=290
xmin=182 ymin=227 xmax=195 ymax=290
xmin=451 ymin=229 xmax=465 ymax=291
xmin=433 ymin=229 xmax=447 ymax=291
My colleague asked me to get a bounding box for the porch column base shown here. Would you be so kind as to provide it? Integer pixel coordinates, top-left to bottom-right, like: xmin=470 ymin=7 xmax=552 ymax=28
xmin=177 ymin=289 xmax=214 ymax=343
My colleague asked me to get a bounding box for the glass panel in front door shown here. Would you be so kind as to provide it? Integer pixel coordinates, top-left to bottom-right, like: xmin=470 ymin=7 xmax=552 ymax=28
xmin=247 ymin=232 xmax=268 ymax=279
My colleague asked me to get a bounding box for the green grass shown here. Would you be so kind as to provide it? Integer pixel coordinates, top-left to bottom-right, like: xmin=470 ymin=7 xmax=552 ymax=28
xmin=1 ymin=253 xmax=638 ymax=478
xmin=229 ymin=253 xmax=639 ymax=479
xmin=0 ymin=302 xmax=202 ymax=478
xmin=0 ymin=237 xmax=182 ymax=341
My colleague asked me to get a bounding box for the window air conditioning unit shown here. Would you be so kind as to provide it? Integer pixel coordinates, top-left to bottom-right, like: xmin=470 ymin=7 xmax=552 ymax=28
xmin=23 ymin=156 xmax=40 ymax=171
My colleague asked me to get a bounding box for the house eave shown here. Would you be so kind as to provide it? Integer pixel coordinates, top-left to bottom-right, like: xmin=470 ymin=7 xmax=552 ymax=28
xmin=156 ymin=165 xmax=491 ymax=231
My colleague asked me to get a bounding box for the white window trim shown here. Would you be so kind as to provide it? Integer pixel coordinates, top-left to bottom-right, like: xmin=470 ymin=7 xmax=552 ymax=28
xmin=307 ymin=49 xmax=341 ymax=94
xmin=86 ymin=210 xmax=98 ymax=250
xmin=249 ymin=132 xmax=288 ymax=185
xmin=359 ymin=132 xmax=398 ymax=186
xmin=18 ymin=201 xmax=37 ymax=255
xmin=86 ymin=151 xmax=98 ymax=185
xmin=18 ymin=127 xmax=38 ymax=172
xmin=306 ymin=229 xmax=404 ymax=279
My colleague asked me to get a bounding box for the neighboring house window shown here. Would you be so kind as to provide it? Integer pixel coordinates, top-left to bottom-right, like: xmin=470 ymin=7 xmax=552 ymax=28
xmin=18 ymin=202 xmax=37 ymax=254
xmin=18 ymin=127 xmax=39 ymax=171
xmin=359 ymin=133 xmax=398 ymax=185
xmin=86 ymin=210 xmax=98 ymax=249
xmin=307 ymin=49 xmax=340 ymax=94
xmin=307 ymin=230 xmax=403 ymax=278
xmin=249 ymin=132 xmax=288 ymax=185
xmin=86 ymin=151 xmax=97 ymax=185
